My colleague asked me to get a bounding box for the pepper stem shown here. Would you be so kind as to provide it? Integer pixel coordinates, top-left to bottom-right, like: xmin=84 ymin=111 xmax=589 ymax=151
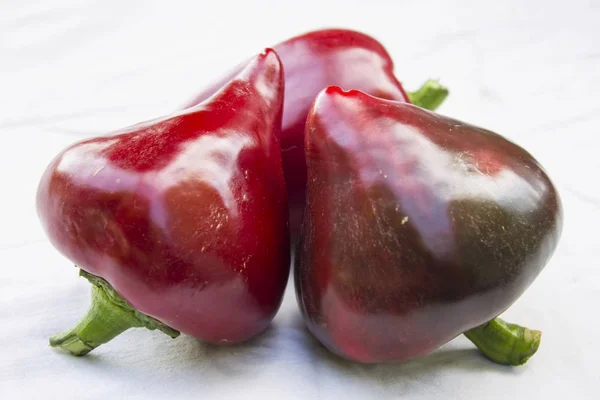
xmin=407 ymin=79 xmax=449 ymax=111
xmin=464 ymin=317 xmax=542 ymax=366
xmin=49 ymin=270 xmax=179 ymax=356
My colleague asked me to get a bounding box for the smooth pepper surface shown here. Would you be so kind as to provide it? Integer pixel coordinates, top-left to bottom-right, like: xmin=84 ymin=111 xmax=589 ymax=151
xmin=37 ymin=49 xmax=290 ymax=346
xmin=185 ymin=29 xmax=410 ymax=236
xmin=296 ymin=87 xmax=562 ymax=363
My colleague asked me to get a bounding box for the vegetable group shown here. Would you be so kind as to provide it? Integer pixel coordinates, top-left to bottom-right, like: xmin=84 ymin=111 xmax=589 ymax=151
xmin=37 ymin=49 xmax=290 ymax=355
xmin=295 ymin=87 xmax=562 ymax=364
xmin=37 ymin=29 xmax=561 ymax=367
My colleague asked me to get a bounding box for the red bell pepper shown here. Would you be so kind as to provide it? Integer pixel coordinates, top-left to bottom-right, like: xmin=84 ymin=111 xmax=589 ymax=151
xmin=184 ymin=29 xmax=448 ymax=237
xmin=37 ymin=49 xmax=290 ymax=355
xmin=296 ymin=87 xmax=562 ymax=365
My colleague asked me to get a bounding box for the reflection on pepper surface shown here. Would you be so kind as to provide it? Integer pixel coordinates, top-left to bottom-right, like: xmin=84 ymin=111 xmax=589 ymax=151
xmin=296 ymin=87 xmax=562 ymax=363
xmin=185 ymin=29 xmax=410 ymax=237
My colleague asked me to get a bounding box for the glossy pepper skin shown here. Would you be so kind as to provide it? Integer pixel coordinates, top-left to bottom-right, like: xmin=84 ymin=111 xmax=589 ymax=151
xmin=37 ymin=49 xmax=289 ymax=352
xmin=184 ymin=29 xmax=410 ymax=237
xmin=296 ymin=87 xmax=562 ymax=364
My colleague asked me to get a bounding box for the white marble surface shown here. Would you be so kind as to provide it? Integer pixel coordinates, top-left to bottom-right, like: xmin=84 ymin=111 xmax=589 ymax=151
xmin=1 ymin=0 xmax=599 ymax=398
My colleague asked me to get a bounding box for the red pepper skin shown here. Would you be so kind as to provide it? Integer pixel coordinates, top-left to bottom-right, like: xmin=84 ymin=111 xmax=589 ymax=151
xmin=296 ymin=87 xmax=562 ymax=363
xmin=37 ymin=49 xmax=289 ymax=344
xmin=185 ymin=29 xmax=409 ymax=237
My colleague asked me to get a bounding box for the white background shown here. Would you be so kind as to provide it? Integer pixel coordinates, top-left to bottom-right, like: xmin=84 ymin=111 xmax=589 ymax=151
xmin=1 ymin=0 xmax=599 ymax=398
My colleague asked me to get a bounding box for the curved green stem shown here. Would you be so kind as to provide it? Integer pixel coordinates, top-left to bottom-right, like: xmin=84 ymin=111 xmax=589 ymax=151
xmin=50 ymin=269 xmax=179 ymax=356
xmin=464 ymin=317 xmax=541 ymax=366
xmin=407 ymin=79 xmax=449 ymax=111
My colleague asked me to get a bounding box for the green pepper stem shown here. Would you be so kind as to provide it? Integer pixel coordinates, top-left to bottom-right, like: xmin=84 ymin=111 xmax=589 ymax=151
xmin=49 ymin=270 xmax=179 ymax=356
xmin=464 ymin=317 xmax=542 ymax=366
xmin=407 ymin=79 xmax=449 ymax=111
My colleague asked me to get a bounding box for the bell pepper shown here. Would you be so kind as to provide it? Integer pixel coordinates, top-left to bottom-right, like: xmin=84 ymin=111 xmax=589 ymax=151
xmin=295 ymin=87 xmax=562 ymax=365
xmin=37 ymin=49 xmax=290 ymax=356
xmin=184 ymin=29 xmax=448 ymax=237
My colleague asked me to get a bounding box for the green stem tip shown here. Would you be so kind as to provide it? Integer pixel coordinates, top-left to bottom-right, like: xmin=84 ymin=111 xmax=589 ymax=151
xmin=464 ymin=317 xmax=542 ymax=366
xmin=407 ymin=79 xmax=449 ymax=111
xmin=49 ymin=269 xmax=179 ymax=356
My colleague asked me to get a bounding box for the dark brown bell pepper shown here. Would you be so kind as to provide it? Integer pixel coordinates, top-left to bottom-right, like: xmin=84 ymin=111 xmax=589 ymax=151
xmin=296 ymin=87 xmax=562 ymax=365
